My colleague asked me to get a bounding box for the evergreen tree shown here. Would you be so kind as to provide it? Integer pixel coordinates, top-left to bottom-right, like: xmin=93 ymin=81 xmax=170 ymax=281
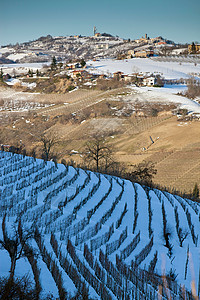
xmin=192 ymin=183 xmax=199 ymax=199
xmin=51 ymin=56 xmax=57 ymax=70
xmin=80 ymin=59 xmax=86 ymax=68
xmin=191 ymin=42 xmax=196 ymax=54
xmin=28 ymin=69 xmax=33 ymax=77
xmin=0 ymin=68 xmax=3 ymax=81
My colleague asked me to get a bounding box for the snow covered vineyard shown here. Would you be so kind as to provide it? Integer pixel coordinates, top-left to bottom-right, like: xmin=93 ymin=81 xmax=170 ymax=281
xmin=0 ymin=152 xmax=199 ymax=299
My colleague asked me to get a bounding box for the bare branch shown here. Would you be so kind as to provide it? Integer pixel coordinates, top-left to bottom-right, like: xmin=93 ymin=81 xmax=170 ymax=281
xmin=0 ymin=215 xmax=34 ymax=280
xmin=39 ymin=133 xmax=58 ymax=161
xmin=84 ymin=136 xmax=113 ymax=172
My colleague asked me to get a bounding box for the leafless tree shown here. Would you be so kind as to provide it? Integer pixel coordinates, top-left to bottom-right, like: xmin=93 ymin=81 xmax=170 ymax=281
xmin=40 ymin=134 xmax=58 ymax=161
xmin=126 ymin=161 xmax=157 ymax=185
xmin=84 ymin=135 xmax=114 ymax=172
xmin=155 ymin=74 xmax=164 ymax=87
xmin=186 ymin=77 xmax=200 ymax=99
xmin=159 ymin=46 xmax=171 ymax=56
xmin=0 ymin=275 xmax=35 ymax=300
xmin=0 ymin=215 xmax=34 ymax=283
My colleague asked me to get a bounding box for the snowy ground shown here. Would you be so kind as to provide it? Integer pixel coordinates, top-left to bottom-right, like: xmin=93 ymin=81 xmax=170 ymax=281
xmin=1 ymin=58 xmax=200 ymax=117
xmin=87 ymin=58 xmax=200 ymax=80
xmin=108 ymin=83 xmax=200 ymax=115
xmin=127 ymin=85 xmax=200 ymax=115
xmin=0 ymin=62 xmax=50 ymax=76
xmin=1 ymin=57 xmax=200 ymax=80
xmin=0 ymin=152 xmax=199 ymax=299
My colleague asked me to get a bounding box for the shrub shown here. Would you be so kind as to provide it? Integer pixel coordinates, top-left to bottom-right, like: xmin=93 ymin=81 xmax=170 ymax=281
xmin=186 ymin=78 xmax=200 ymax=99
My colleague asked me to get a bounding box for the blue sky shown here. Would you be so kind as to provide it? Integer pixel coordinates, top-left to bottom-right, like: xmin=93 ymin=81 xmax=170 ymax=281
xmin=1 ymin=0 xmax=199 ymax=46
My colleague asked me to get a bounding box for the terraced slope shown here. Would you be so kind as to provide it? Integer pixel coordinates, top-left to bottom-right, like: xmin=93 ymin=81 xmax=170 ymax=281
xmin=153 ymin=150 xmax=200 ymax=191
xmin=0 ymin=151 xmax=198 ymax=299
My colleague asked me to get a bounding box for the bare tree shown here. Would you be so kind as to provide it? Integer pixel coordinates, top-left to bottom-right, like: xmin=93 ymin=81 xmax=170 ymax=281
xmin=30 ymin=147 xmax=36 ymax=161
xmin=159 ymin=46 xmax=171 ymax=56
xmin=186 ymin=77 xmax=200 ymax=99
xmin=84 ymin=136 xmax=114 ymax=172
xmin=0 ymin=215 xmax=34 ymax=283
xmin=40 ymin=134 xmax=58 ymax=161
xmin=0 ymin=275 xmax=35 ymax=300
xmin=155 ymin=74 xmax=164 ymax=87
xmin=126 ymin=161 xmax=157 ymax=185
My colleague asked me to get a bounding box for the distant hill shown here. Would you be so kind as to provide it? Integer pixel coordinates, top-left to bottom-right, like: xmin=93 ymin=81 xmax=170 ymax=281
xmin=0 ymin=34 xmax=178 ymax=64
xmin=0 ymin=151 xmax=198 ymax=299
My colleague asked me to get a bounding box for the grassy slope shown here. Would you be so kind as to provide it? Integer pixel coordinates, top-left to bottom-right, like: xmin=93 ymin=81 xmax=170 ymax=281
xmin=0 ymin=85 xmax=200 ymax=194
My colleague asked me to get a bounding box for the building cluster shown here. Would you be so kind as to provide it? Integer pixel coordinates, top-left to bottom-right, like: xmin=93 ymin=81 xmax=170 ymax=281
xmin=113 ymin=71 xmax=159 ymax=86
xmin=65 ymin=62 xmax=161 ymax=87
xmin=127 ymin=49 xmax=154 ymax=58
xmin=134 ymin=34 xmax=169 ymax=45
xmin=188 ymin=43 xmax=200 ymax=54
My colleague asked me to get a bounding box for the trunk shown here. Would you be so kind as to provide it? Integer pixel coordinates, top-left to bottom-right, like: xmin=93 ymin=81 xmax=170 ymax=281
xmin=9 ymin=258 xmax=16 ymax=282
xmin=0 ymin=260 xmax=16 ymax=300
xmin=96 ymin=151 xmax=99 ymax=172
xmin=96 ymin=159 xmax=99 ymax=172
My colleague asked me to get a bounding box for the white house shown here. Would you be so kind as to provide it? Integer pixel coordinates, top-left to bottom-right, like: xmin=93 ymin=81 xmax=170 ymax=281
xmin=143 ymin=76 xmax=156 ymax=86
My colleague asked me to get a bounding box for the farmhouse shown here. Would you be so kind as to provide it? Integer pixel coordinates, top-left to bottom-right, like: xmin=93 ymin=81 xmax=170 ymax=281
xmin=70 ymin=70 xmax=92 ymax=80
xmin=113 ymin=71 xmax=124 ymax=80
xmin=127 ymin=49 xmax=135 ymax=58
xmin=133 ymin=74 xmax=144 ymax=86
xmin=157 ymin=41 xmax=167 ymax=45
xmin=143 ymin=76 xmax=156 ymax=86
xmin=95 ymin=44 xmax=109 ymax=50
xmin=98 ymin=74 xmax=107 ymax=79
xmin=66 ymin=63 xmax=81 ymax=70
xmin=70 ymin=70 xmax=85 ymax=78
xmin=135 ymin=50 xmax=154 ymax=58
xmin=124 ymin=74 xmax=134 ymax=81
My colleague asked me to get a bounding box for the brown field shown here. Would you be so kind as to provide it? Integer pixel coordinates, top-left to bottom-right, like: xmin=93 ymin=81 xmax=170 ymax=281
xmin=0 ymin=86 xmax=200 ymax=195
xmin=113 ymin=117 xmax=200 ymax=194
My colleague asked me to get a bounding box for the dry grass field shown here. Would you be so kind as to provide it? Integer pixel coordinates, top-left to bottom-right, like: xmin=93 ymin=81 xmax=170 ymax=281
xmin=0 ymin=85 xmax=200 ymax=195
xmin=113 ymin=117 xmax=200 ymax=194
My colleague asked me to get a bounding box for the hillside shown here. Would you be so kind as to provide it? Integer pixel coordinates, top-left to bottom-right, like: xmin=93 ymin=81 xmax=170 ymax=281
xmin=0 ymin=35 xmax=177 ymax=64
xmin=0 ymin=35 xmax=134 ymax=63
xmin=88 ymin=57 xmax=200 ymax=80
xmin=0 ymin=151 xmax=199 ymax=299
xmin=0 ymin=79 xmax=200 ymax=195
